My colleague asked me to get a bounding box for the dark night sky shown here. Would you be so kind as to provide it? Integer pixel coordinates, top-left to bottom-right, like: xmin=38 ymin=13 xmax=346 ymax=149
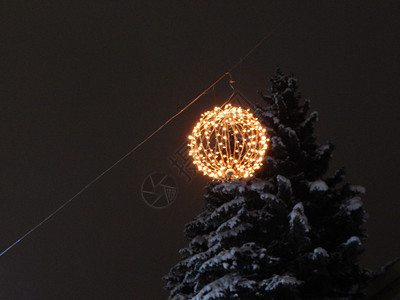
xmin=1 ymin=1 xmax=400 ymax=299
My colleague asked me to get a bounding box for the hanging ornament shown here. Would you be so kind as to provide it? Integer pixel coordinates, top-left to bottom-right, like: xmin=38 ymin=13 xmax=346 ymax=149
xmin=188 ymin=104 xmax=269 ymax=180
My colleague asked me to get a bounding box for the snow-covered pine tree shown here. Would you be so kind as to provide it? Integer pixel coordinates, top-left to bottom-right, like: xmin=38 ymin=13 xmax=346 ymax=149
xmin=163 ymin=70 xmax=370 ymax=299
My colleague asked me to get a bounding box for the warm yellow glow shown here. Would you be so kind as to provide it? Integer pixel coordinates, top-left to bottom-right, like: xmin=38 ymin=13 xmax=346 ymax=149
xmin=188 ymin=104 xmax=269 ymax=180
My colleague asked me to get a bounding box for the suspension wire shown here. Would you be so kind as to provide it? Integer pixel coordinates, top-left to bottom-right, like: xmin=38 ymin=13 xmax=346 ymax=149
xmin=227 ymin=17 xmax=287 ymax=74
xmin=0 ymin=17 xmax=286 ymax=258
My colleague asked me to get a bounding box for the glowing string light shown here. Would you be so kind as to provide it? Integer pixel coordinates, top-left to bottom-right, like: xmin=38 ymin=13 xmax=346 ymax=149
xmin=188 ymin=104 xmax=269 ymax=180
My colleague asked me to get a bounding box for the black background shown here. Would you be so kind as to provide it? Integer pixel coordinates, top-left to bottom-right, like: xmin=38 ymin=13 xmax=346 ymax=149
xmin=1 ymin=1 xmax=400 ymax=299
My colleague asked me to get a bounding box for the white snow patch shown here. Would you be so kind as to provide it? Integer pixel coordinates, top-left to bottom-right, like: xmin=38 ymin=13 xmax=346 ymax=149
xmin=316 ymin=143 xmax=331 ymax=155
xmin=249 ymin=180 xmax=269 ymax=193
xmin=282 ymin=87 xmax=292 ymax=95
xmin=238 ymin=279 xmax=256 ymax=289
xmin=193 ymin=275 xmax=259 ymax=300
xmin=277 ymin=175 xmax=291 ymax=187
xmin=192 ymin=275 xmax=235 ymax=300
xmin=208 ymin=223 xmax=252 ymax=247
xmin=271 ymin=136 xmax=286 ymax=150
xmin=260 ymin=193 xmax=284 ymax=209
xmin=311 ymin=247 xmax=329 ymax=260
xmin=187 ymin=251 xmax=211 ymax=268
xmin=260 ymin=193 xmax=277 ymax=202
xmin=259 ymin=275 xmax=302 ymax=291
xmin=304 ymin=111 xmax=319 ymax=124
xmin=216 ymin=216 xmax=242 ymax=233
xmin=289 ymin=202 xmax=310 ymax=232
xmin=262 ymin=112 xmax=280 ymax=124
xmin=278 ymin=126 xmax=300 ymax=149
xmin=344 ymin=236 xmax=362 ymax=247
xmin=213 ymin=181 xmax=246 ymax=194
xmin=199 ymin=249 xmax=236 ymax=272
xmin=309 ymin=180 xmax=328 ymax=192
xmin=199 ymin=243 xmax=278 ymax=274
xmin=342 ymin=197 xmax=363 ymax=213
xmin=277 ymin=175 xmax=293 ymax=197
xmin=171 ymin=294 xmax=188 ymax=300
xmin=210 ymin=197 xmax=246 ymax=220
xmin=349 ymin=185 xmax=366 ymax=194
xmin=251 ymin=264 xmax=260 ymax=271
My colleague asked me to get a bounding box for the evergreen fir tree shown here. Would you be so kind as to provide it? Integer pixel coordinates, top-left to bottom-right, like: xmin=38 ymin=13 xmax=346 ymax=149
xmin=163 ymin=70 xmax=370 ymax=299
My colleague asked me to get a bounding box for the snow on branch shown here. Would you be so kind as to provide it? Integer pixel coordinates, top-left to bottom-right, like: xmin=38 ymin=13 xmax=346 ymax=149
xmin=301 ymin=111 xmax=319 ymax=128
xmin=340 ymin=196 xmax=363 ymax=214
xmin=198 ymin=242 xmax=277 ymax=273
xmin=216 ymin=216 xmax=242 ymax=234
xmin=208 ymin=222 xmax=252 ymax=248
xmin=260 ymin=193 xmax=277 ymax=202
xmin=349 ymin=185 xmax=366 ymax=194
xmin=289 ymin=202 xmax=310 ymax=232
xmin=316 ymin=143 xmax=334 ymax=157
xmin=309 ymin=180 xmax=328 ymax=192
xmin=210 ymin=196 xmax=246 ymax=221
xmin=212 ymin=181 xmax=246 ymax=195
xmin=277 ymin=175 xmax=292 ymax=202
xmin=260 ymin=111 xmax=280 ymax=127
xmin=192 ymin=275 xmax=236 ymax=300
xmin=249 ymin=179 xmax=273 ymax=193
xmin=344 ymin=236 xmax=362 ymax=247
xmin=186 ymin=250 xmax=213 ymax=270
xmin=278 ymin=125 xmax=300 ymax=153
xmin=260 ymin=192 xmax=287 ymax=211
xmin=199 ymin=249 xmax=238 ymax=273
xmin=259 ymin=274 xmax=302 ymax=292
xmin=193 ymin=273 xmax=302 ymax=300
xmin=310 ymin=247 xmax=329 ymax=260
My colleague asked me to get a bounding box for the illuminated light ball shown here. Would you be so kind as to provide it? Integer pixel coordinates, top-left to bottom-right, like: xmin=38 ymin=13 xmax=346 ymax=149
xmin=188 ymin=104 xmax=269 ymax=180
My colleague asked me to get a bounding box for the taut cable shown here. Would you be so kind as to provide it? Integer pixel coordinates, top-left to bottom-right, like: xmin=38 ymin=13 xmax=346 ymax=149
xmin=0 ymin=17 xmax=286 ymax=258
